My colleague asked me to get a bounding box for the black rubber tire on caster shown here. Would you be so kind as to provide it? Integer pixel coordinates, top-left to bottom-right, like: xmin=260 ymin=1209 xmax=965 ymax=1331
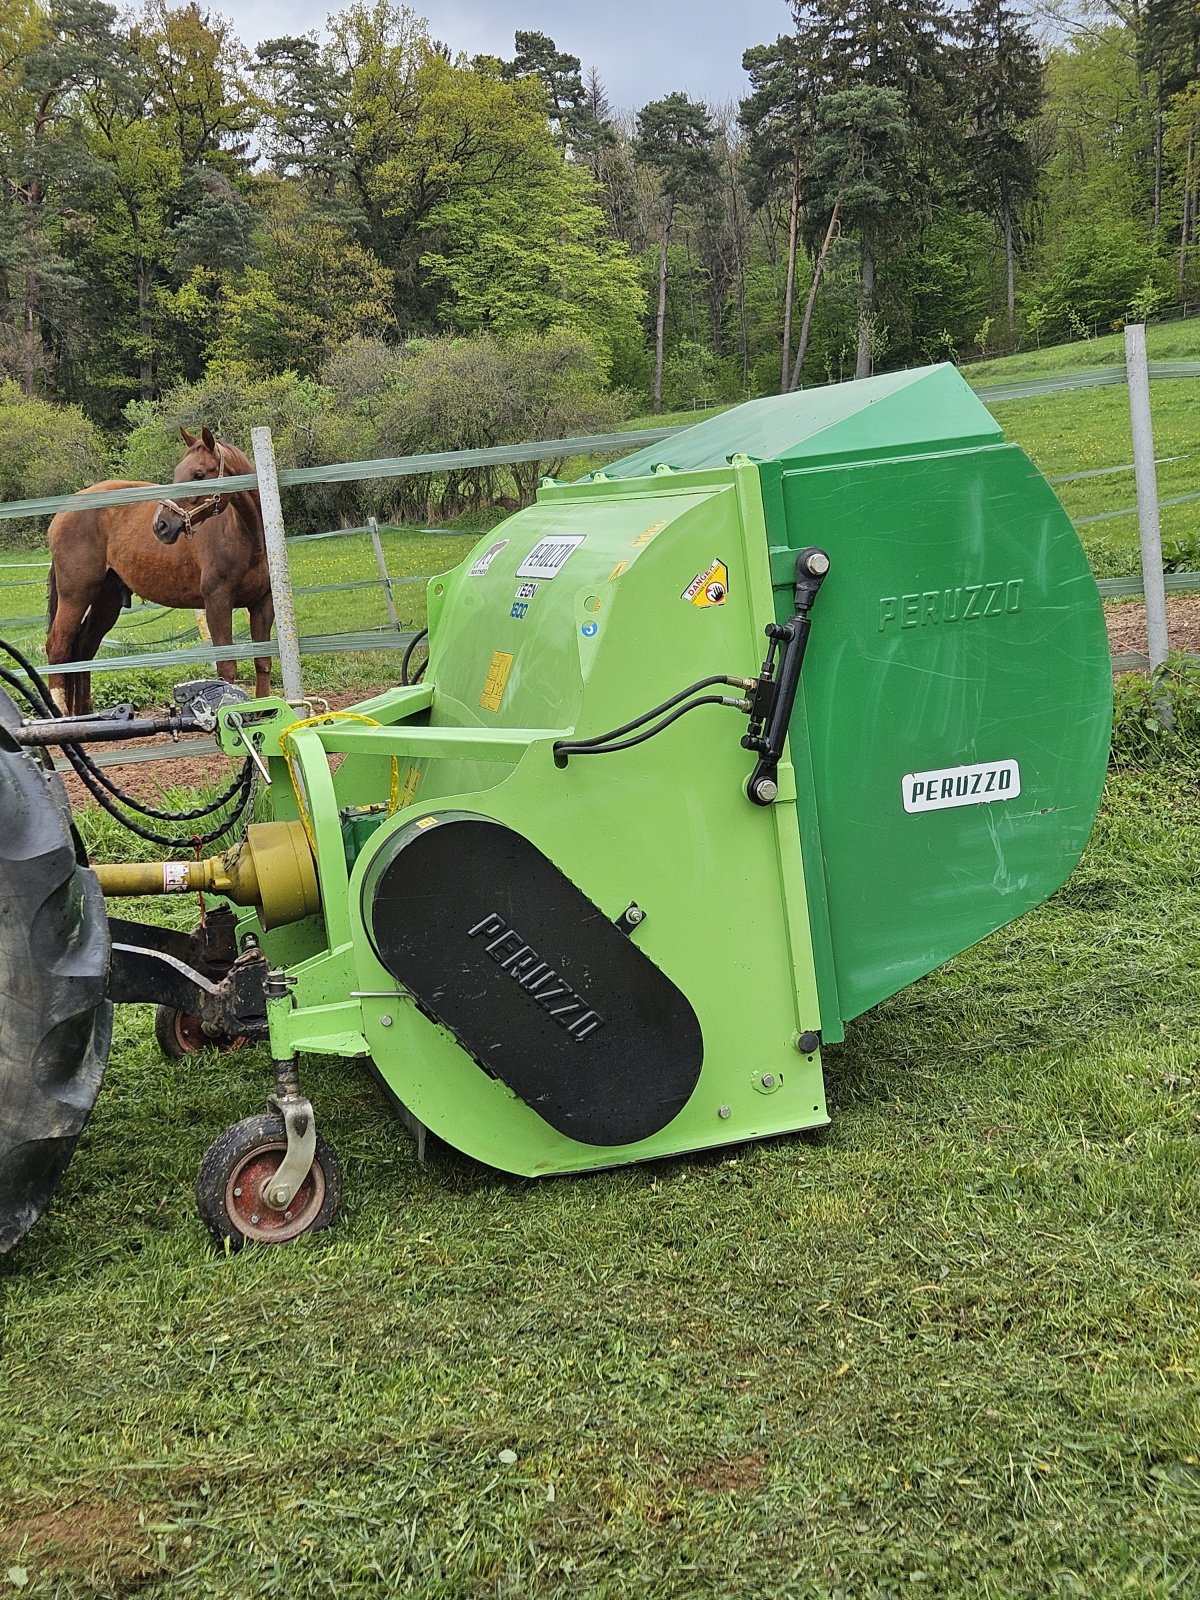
xmin=154 ymin=1003 xmax=245 ymax=1059
xmin=195 ymin=1112 xmax=342 ymax=1250
xmin=0 ymin=696 xmax=113 ymax=1253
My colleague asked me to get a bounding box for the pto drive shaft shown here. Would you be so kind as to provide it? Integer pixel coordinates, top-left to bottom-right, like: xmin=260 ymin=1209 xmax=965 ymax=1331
xmin=92 ymin=821 xmax=319 ymax=931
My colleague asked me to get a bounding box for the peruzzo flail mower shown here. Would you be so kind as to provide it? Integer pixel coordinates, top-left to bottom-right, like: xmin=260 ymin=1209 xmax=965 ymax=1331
xmin=0 ymin=365 xmax=1113 ymax=1252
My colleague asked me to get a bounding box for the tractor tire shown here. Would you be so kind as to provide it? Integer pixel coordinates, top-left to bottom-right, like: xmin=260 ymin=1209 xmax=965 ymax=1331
xmin=0 ymin=710 xmax=112 ymax=1253
xmin=195 ymin=1113 xmax=342 ymax=1250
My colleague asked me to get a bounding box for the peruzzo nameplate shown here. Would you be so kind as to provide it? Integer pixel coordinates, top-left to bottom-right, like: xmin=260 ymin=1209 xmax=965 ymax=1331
xmin=903 ymin=758 xmax=1021 ymax=814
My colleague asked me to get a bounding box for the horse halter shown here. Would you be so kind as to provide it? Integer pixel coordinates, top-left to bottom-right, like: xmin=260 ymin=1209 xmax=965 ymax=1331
xmin=156 ymin=441 xmax=231 ymax=538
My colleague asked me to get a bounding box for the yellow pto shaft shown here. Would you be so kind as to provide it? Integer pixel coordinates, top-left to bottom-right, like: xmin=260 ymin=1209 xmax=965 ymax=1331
xmin=93 ymin=821 xmax=320 ymax=930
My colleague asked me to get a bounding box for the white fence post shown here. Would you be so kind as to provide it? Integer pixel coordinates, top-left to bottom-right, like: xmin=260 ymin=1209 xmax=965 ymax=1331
xmin=1124 ymin=323 xmax=1171 ymax=673
xmin=250 ymin=426 xmax=304 ymax=706
xmin=368 ymin=515 xmax=401 ymax=631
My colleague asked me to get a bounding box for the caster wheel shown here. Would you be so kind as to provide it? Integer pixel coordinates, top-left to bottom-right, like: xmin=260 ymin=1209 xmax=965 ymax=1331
xmin=196 ymin=1113 xmax=342 ymax=1250
xmin=154 ymin=1004 xmax=244 ymax=1059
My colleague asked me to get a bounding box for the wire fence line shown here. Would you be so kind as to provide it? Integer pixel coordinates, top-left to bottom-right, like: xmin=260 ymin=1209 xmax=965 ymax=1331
xmin=0 ymin=362 xmax=1196 ymax=769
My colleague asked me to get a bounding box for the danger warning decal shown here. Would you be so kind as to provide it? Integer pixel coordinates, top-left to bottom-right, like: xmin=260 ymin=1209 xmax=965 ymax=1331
xmin=682 ymin=559 xmax=729 ymax=608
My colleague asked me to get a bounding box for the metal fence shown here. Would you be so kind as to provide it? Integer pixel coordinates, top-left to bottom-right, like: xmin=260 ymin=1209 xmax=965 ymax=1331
xmin=2 ymin=362 xmax=1197 ymax=766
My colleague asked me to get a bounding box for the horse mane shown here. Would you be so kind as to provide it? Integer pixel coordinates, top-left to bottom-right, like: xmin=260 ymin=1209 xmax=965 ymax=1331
xmin=216 ymin=438 xmax=254 ymax=477
xmin=211 ymin=436 xmax=263 ymax=532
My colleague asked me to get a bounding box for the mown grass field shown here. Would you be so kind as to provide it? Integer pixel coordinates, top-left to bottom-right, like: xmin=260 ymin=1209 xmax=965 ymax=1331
xmin=2 ymin=765 xmax=1199 ymax=1598
xmin=2 ymin=336 xmax=1200 ymax=1597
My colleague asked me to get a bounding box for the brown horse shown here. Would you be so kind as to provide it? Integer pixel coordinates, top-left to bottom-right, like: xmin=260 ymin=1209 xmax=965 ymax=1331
xmin=46 ymin=427 xmax=274 ymax=715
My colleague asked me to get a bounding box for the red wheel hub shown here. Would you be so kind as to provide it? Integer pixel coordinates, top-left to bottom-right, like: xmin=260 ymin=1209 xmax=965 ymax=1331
xmin=224 ymin=1141 xmax=325 ymax=1242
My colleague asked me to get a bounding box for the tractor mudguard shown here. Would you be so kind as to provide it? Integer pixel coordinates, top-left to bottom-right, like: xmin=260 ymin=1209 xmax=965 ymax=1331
xmin=0 ymin=697 xmax=112 ymax=1253
xmin=361 ymin=813 xmax=704 ymax=1147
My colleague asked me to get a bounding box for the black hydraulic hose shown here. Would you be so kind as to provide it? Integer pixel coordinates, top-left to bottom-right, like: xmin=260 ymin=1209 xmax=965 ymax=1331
xmin=0 ymin=638 xmax=59 ymax=716
xmin=554 ymin=695 xmax=746 ymax=764
xmin=0 ymin=662 xmax=52 ymax=720
xmin=401 ymin=628 xmax=429 ymax=686
xmin=554 ymin=675 xmax=745 ymax=763
xmin=55 ymin=735 xmax=257 ymax=849
xmin=0 ymin=635 xmax=255 ymax=838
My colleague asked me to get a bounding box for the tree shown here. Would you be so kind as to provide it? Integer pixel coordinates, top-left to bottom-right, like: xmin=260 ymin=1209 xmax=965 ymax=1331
xmin=635 ymin=93 xmax=718 ymax=412
xmin=961 ymin=0 xmax=1044 ymax=331
xmin=740 ymin=35 xmax=823 ymax=390
xmin=0 ymin=0 xmax=129 ymax=393
xmin=793 ymin=0 xmax=956 ymax=376
xmin=421 ymin=159 xmax=644 ymax=366
xmin=808 ymin=85 xmax=912 ymax=376
xmin=502 ymin=30 xmax=586 ymax=148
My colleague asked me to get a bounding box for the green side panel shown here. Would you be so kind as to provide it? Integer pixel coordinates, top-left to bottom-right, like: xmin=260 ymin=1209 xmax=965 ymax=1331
xmin=764 ymin=440 xmax=1112 ymax=1024
xmin=596 ymin=365 xmax=1001 ymax=481
xmin=333 ymin=467 xmax=832 ymax=1175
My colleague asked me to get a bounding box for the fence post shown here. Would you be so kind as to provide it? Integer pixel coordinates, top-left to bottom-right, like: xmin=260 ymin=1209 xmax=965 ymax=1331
xmin=367 ymin=516 xmax=401 ymax=631
xmin=1124 ymin=323 xmax=1171 ymax=674
xmin=250 ymin=425 xmax=304 ymax=705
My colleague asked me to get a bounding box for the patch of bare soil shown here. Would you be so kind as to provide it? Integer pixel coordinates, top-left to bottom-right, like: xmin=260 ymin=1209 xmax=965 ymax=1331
xmin=60 ymin=686 xmax=389 ymax=811
xmin=1105 ymin=595 xmax=1200 ymax=664
xmin=679 ymin=1451 xmax=767 ymax=1494
xmin=0 ymin=1497 xmax=153 ymax=1585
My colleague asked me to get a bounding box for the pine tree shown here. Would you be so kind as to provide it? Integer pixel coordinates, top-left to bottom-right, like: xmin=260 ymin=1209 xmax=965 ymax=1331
xmin=961 ymin=0 xmax=1044 ymax=331
xmin=635 ymin=93 xmax=719 ymax=413
xmin=792 ymin=0 xmax=956 ymax=375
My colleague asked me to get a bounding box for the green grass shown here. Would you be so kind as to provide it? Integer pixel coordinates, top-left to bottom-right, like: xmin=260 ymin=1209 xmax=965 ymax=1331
xmin=962 ymin=316 xmax=1200 ymax=384
xmin=2 ymin=767 xmax=1200 ymax=1597
xmin=988 ymin=383 xmax=1200 ymax=578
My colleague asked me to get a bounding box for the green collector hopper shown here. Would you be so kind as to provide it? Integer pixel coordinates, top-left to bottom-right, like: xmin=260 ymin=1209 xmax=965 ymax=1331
xmin=0 ymin=363 xmax=1114 ymax=1250
xmin=206 ymin=361 xmax=1109 ymax=1183
xmin=597 ymin=362 xmax=1113 ymax=1035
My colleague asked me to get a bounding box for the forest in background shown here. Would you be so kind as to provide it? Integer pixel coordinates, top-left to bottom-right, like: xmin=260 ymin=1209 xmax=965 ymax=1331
xmin=0 ymin=0 xmax=1197 ymax=500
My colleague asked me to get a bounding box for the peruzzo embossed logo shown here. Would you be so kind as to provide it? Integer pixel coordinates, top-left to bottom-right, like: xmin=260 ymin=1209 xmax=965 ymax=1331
xmin=468 ymin=914 xmax=604 ymax=1040
xmin=879 ymin=578 xmax=1024 ymax=632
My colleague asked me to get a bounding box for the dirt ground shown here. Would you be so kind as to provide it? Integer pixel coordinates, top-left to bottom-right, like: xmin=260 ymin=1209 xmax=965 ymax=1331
xmin=1104 ymin=593 xmax=1200 ymax=660
xmin=58 ymin=600 xmax=1200 ymax=810
xmin=58 ymin=686 xmax=383 ymax=812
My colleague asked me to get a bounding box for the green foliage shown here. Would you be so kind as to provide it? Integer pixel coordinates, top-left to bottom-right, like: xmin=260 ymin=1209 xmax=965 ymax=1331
xmin=1111 ymin=656 xmax=1200 ymax=767
xmin=1034 ymin=220 xmax=1172 ymax=338
xmin=422 ymin=160 xmax=645 ymax=367
xmin=370 ymin=329 xmax=624 ymax=517
xmin=0 ymin=379 xmax=107 ymax=545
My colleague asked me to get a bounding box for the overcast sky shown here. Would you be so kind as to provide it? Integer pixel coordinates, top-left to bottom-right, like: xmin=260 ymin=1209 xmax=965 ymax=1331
xmin=233 ymin=0 xmax=794 ymax=114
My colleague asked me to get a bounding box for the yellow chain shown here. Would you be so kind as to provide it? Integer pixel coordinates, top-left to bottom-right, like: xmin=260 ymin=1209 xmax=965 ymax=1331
xmin=278 ymin=712 xmax=400 ymax=853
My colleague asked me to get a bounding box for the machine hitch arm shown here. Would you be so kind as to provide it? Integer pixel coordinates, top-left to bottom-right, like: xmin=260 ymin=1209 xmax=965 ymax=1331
xmin=742 ymin=547 xmax=830 ymax=806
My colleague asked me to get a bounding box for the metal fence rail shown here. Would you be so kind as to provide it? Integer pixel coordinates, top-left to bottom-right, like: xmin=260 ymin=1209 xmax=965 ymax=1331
xmin=2 ymin=360 xmax=1198 ymax=773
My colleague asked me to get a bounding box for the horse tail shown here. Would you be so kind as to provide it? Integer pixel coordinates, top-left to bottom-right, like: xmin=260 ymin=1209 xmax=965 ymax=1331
xmin=47 ymin=558 xmax=58 ymax=632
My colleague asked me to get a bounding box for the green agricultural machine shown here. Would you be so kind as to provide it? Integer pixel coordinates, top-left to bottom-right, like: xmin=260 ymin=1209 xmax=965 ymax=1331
xmin=0 ymin=364 xmax=1113 ymax=1252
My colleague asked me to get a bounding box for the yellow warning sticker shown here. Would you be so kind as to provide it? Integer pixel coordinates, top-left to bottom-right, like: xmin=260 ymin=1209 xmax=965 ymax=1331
xmin=414 ymin=815 xmax=438 ymax=830
xmin=682 ymin=559 xmax=729 ymax=607
xmin=608 ymin=559 xmax=628 ymax=581
xmin=631 ymin=519 xmax=667 ymax=549
xmin=398 ymin=765 xmax=421 ymax=809
xmin=480 ymin=650 xmax=514 ymax=711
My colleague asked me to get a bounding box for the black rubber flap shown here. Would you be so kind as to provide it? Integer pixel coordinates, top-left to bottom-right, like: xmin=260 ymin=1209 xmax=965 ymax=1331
xmin=362 ymin=813 xmax=703 ymax=1146
xmin=0 ymin=712 xmax=112 ymax=1253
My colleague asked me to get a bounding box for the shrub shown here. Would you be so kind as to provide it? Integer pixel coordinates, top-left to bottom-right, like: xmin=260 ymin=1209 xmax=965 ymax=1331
xmin=0 ymin=381 xmax=108 ymax=546
xmin=1111 ymin=654 xmax=1200 ymax=767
